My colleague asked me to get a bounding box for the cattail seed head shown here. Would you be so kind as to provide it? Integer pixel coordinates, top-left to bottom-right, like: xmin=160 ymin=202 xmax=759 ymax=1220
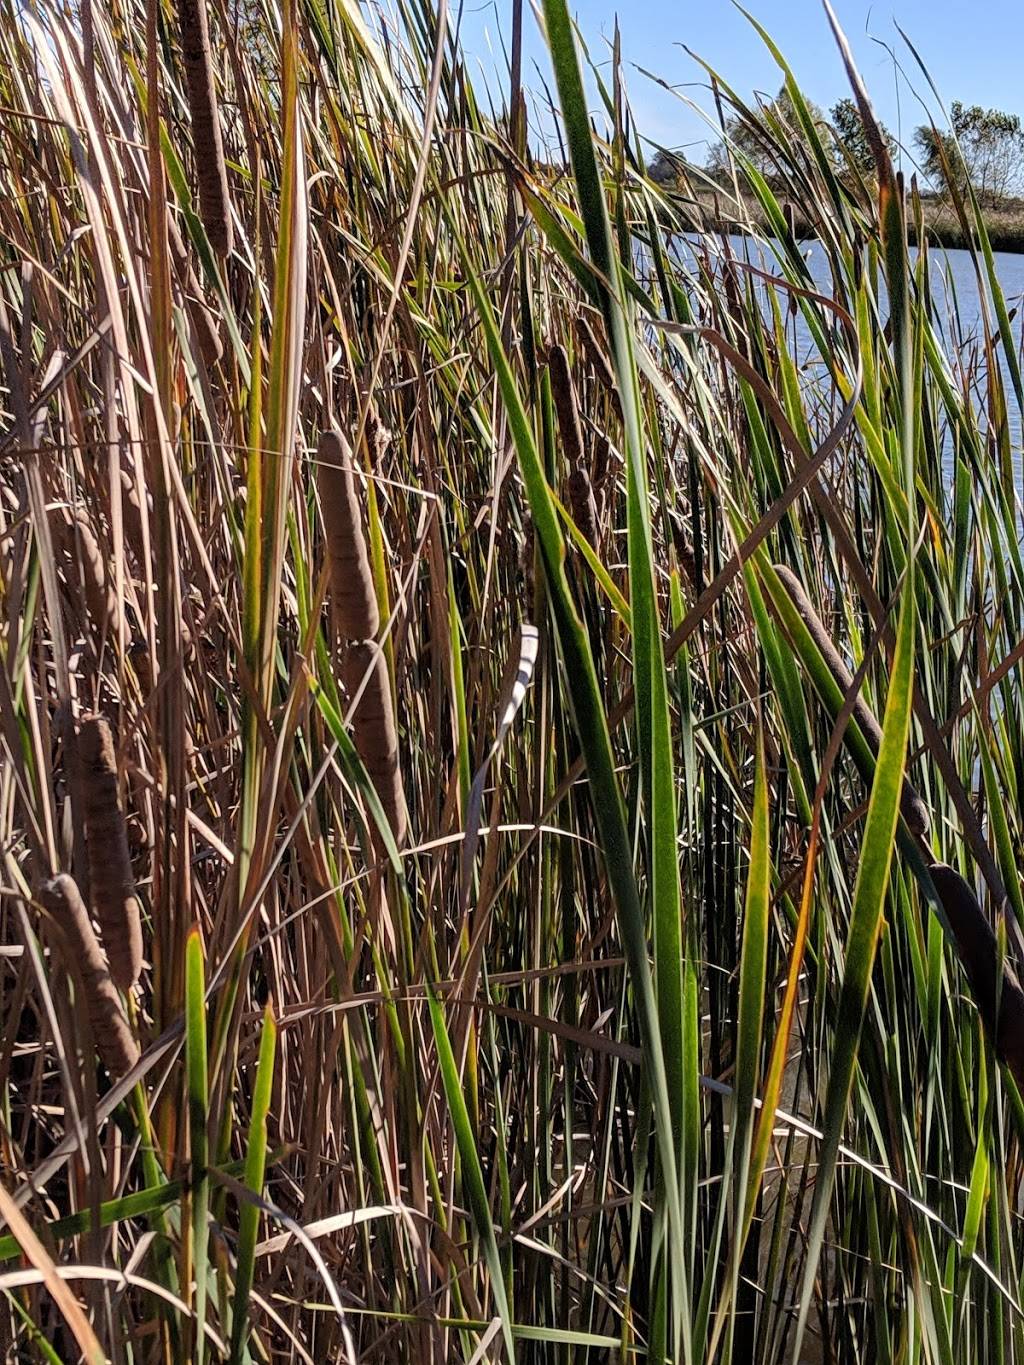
xmin=317 ymin=429 xmax=380 ymax=643
xmin=57 ymin=510 xmax=119 ymax=639
xmin=177 ymin=0 xmax=233 ymax=258
xmin=567 ymin=466 xmax=598 ymax=546
xmin=343 ymin=642 xmax=407 ymax=848
xmin=671 ymin=522 xmax=698 ymax=594
xmin=77 ymin=714 xmax=143 ymax=992
xmin=37 ymin=875 xmax=140 ymax=1081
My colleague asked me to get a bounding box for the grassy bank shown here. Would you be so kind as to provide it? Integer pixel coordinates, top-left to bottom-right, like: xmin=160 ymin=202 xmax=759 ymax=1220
xmin=2 ymin=0 xmax=1024 ymax=1361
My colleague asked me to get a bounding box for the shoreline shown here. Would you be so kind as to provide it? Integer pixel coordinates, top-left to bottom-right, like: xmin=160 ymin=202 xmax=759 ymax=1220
xmin=694 ymin=200 xmax=1024 ymax=255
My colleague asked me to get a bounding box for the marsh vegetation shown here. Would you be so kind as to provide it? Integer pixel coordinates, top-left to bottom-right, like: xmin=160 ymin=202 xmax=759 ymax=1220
xmin=2 ymin=0 xmax=1024 ymax=1361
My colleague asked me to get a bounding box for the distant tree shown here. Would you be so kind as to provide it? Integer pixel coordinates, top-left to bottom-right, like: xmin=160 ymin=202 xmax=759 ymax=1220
xmin=705 ymin=86 xmax=835 ymax=188
xmin=647 ymin=148 xmax=685 ymax=187
xmin=915 ymin=101 xmax=1024 ymax=203
xmin=829 ymin=97 xmax=895 ymax=176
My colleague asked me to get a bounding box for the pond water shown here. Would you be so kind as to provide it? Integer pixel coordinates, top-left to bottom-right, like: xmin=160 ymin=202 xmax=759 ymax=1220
xmin=675 ymin=233 xmax=1024 ymax=467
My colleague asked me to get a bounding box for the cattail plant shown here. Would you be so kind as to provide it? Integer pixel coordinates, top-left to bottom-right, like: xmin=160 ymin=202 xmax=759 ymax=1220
xmin=317 ymin=428 xmax=407 ymax=847
xmin=591 ymin=430 xmax=613 ymax=505
xmin=772 ymin=563 xmax=931 ymax=838
xmin=177 ymin=0 xmax=233 ymax=257
xmin=670 ymin=520 xmax=698 ymax=595
xmin=77 ymin=714 xmax=144 ymax=991
xmin=317 ymin=429 xmax=380 ymax=642
xmin=57 ymin=509 xmax=119 ymax=640
xmin=37 ymin=875 xmax=139 ymax=1080
xmin=342 ymin=642 xmax=408 ymax=847
xmin=567 ymin=465 xmax=598 ymax=546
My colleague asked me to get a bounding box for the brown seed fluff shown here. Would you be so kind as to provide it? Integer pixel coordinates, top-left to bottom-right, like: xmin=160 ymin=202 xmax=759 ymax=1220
xmin=343 ymin=641 xmax=407 ymax=848
xmin=772 ymin=564 xmax=931 ymax=839
xmin=177 ymin=0 xmax=233 ymax=258
xmin=77 ymin=715 xmax=143 ymax=991
xmin=37 ymin=875 xmax=140 ymax=1081
xmin=928 ymin=863 xmax=1024 ymax=1088
xmin=317 ymin=429 xmax=380 ymax=643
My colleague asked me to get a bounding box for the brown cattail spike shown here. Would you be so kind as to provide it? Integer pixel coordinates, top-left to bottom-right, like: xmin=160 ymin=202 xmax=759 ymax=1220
xmin=177 ymin=0 xmax=233 ymax=258
xmin=317 ymin=429 xmax=380 ymax=643
xmin=772 ymin=564 xmax=931 ymax=838
xmin=77 ymin=715 xmax=143 ymax=991
xmin=567 ymin=466 xmax=598 ymax=547
xmin=37 ymin=875 xmax=140 ymax=1081
xmin=57 ymin=510 xmax=119 ymax=640
xmin=343 ymin=642 xmax=407 ymax=848
xmin=928 ymin=863 xmax=1024 ymax=1089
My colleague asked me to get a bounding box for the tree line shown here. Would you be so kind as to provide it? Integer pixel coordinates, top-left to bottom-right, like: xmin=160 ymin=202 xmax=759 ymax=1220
xmin=649 ymin=88 xmax=1024 ymax=206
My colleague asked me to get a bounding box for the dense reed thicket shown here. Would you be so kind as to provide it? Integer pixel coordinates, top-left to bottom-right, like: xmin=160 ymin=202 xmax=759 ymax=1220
xmin=2 ymin=0 xmax=1024 ymax=1359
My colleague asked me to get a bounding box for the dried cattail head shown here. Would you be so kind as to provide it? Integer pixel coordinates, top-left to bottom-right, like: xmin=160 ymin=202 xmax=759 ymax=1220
xmin=592 ymin=432 xmax=613 ymax=501
xmin=366 ymin=411 xmax=393 ymax=470
xmin=928 ymin=863 xmax=1024 ymax=1087
xmin=670 ymin=522 xmax=698 ymax=595
xmin=317 ymin=429 xmax=380 ymax=643
xmin=187 ymin=289 xmax=224 ymax=371
xmin=77 ymin=714 xmax=144 ymax=992
xmin=343 ymin=641 xmax=407 ymax=849
xmin=772 ymin=564 xmax=931 ymax=839
xmin=57 ymin=510 xmax=120 ymax=640
xmin=37 ymin=874 xmax=140 ymax=1081
xmin=177 ymin=0 xmax=233 ymax=257
xmin=548 ymin=344 xmax=585 ymax=470
xmin=567 ymin=466 xmax=598 ymax=547
xmin=128 ymin=638 xmax=153 ymax=697
xmin=119 ymin=468 xmax=151 ymax=566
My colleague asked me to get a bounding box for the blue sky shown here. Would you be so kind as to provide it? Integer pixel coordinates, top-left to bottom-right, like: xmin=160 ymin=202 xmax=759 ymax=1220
xmin=454 ymin=0 xmax=1024 ymax=168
